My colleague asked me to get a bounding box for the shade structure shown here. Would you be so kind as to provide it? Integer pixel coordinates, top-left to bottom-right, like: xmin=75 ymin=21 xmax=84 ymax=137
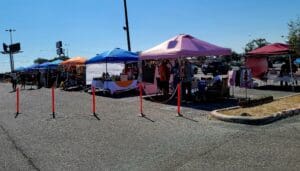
xmin=60 ymin=57 xmax=86 ymax=66
xmin=247 ymin=43 xmax=290 ymax=56
xmin=49 ymin=59 xmax=63 ymax=66
xmin=39 ymin=60 xmax=63 ymax=69
xmin=25 ymin=64 xmax=40 ymax=71
xmin=38 ymin=62 xmax=51 ymax=68
xmin=86 ymin=48 xmax=138 ymax=64
xmin=246 ymin=43 xmax=295 ymax=81
xmin=140 ymin=34 xmax=231 ymax=60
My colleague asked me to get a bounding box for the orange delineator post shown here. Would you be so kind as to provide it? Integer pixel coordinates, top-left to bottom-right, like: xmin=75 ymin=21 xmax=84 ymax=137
xmin=52 ymin=86 xmax=55 ymax=118
xmin=16 ymin=87 xmax=20 ymax=114
xmin=177 ymin=83 xmax=182 ymax=116
xmin=139 ymin=83 xmax=145 ymax=117
xmin=92 ymin=86 xmax=96 ymax=114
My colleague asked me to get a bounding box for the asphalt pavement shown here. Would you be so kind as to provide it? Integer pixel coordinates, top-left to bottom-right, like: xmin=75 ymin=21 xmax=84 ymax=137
xmin=0 ymin=83 xmax=299 ymax=171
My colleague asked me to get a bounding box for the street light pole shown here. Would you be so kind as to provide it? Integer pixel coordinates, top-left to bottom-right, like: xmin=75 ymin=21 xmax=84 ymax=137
xmin=123 ymin=0 xmax=131 ymax=51
xmin=5 ymin=29 xmax=16 ymax=72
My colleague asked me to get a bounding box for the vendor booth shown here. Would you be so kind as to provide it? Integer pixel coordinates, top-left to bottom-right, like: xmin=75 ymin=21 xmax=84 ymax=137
xmin=38 ymin=60 xmax=63 ymax=87
xmin=246 ymin=43 xmax=300 ymax=86
xmin=140 ymin=34 xmax=231 ymax=100
xmin=86 ymin=48 xmax=139 ymax=95
xmin=14 ymin=64 xmax=41 ymax=88
xmin=60 ymin=57 xmax=87 ymax=90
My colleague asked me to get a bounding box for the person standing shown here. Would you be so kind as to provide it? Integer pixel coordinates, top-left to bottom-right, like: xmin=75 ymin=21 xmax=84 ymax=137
xmin=36 ymin=71 xmax=41 ymax=89
xmin=159 ymin=61 xmax=170 ymax=97
xmin=155 ymin=61 xmax=162 ymax=93
xmin=20 ymin=73 xmax=26 ymax=89
xmin=56 ymin=70 xmax=61 ymax=88
xmin=182 ymin=60 xmax=193 ymax=101
xmin=172 ymin=60 xmax=180 ymax=90
xmin=10 ymin=72 xmax=17 ymax=91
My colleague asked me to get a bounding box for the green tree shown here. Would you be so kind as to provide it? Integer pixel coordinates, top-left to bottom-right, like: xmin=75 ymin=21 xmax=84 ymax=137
xmin=231 ymin=51 xmax=242 ymax=61
xmin=245 ymin=38 xmax=270 ymax=53
xmin=34 ymin=58 xmax=49 ymax=64
xmin=50 ymin=55 xmax=70 ymax=62
xmin=288 ymin=17 xmax=300 ymax=55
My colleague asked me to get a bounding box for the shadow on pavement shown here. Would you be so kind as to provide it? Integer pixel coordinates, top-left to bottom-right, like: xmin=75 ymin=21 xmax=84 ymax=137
xmin=254 ymin=85 xmax=300 ymax=92
xmin=88 ymin=89 xmax=139 ymax=99
xmin=144 ymin=95 xmax=239 ymax=112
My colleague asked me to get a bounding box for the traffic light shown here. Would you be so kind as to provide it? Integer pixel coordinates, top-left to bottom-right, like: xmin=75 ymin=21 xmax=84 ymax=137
xmin=56 ymin=41 xmax=64 ymax=56
xmin=57 ymin=48 xmax=64 ymax=55
xmin=3 ymin=43 xmax=9 ymax=53
xmin=56 ymin=41 xmax=62 ymax=48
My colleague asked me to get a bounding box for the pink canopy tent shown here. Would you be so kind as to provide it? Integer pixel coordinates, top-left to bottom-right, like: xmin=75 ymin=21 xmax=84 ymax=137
xmin=140 ymin=34 xmax=231 ymax=60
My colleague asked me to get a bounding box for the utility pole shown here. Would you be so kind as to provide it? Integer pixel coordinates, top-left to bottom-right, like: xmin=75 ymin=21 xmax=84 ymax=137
xmin=6 ymin=29 xmax=16 ymax=72
xmin=123 ymin=0 xmax=131 ymax=51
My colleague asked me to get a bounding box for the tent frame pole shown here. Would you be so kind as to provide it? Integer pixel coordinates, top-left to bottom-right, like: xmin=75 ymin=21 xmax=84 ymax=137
xmin=106 ymin=59 xmax=108 ymax=78
xmin=288 ymin=54 xmax=295 ymax=91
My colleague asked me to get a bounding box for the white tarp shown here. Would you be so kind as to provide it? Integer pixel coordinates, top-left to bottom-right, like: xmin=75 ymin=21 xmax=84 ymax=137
xmin=86 ymin=63 xmax=124 ymax=85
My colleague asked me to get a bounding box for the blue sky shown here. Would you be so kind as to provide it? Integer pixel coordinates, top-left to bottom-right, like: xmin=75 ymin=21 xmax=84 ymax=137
xmin=1 ymin=0 xmax=300 ymax=72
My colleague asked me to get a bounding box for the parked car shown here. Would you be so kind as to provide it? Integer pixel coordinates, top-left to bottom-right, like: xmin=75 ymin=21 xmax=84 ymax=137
xmin=201 ymin=61 xmax=229 ymax=75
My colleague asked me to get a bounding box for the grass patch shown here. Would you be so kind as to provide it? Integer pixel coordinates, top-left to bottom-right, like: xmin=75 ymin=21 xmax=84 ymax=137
xmin=221 ymin=94 xmax=300 ymax=117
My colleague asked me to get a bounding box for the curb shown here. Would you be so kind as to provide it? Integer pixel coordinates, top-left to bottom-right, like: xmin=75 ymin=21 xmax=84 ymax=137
xmin=211 ymin=108 xmax=300 ymax=125
xmin=211 ymin=94 xmax=300 ymax=125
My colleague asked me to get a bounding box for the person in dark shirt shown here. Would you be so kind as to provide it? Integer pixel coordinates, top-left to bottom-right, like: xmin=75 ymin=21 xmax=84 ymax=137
xmin=20 ymin=73 xmax=26 ymax=89
xmin=10 ymin=72 xmax=17 ymax=91
xmin=36 ymin=71 xmax=41 ymax=89
xmin=159 ymin=61 xmax=170 ymax=97
xmin=280 ymin=60 xmax=298 ymax=86
xmin=172 ymin=60 xmax=180 ymax=90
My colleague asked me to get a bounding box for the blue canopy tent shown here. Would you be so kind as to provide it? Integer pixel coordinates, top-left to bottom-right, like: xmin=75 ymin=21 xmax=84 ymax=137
xmin=86 ymin=48 xmax=138 ymax=74
xmin=86 ymin=48 xmax=138 ymax=64
xmin=39 ymin=60 xmax=63 ymax=69
xmin=295 ymin=58 xmax=300 ymax=65
xmin=25 ymin=64 xmax=40 ymax=71
xmin=38 ymin=62 xmax=51 ymax=69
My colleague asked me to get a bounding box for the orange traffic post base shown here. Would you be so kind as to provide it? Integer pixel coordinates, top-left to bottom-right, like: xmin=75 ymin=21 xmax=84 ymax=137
xmin=139 ymin=83 xmax=145 ymax=117
xmin=52 ymin=86 xmax=55 ymax=119
xmin=177 ymin=83 xmax=183 ymax=117
xmin=92 ymin=87 xmax=100 ymax=120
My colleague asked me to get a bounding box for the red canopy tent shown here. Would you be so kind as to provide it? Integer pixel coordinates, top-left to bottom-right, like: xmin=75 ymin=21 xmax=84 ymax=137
xmin=246 ymin=43 xmax=292 ymax=79
xmin=246 ymin=43 xmax=295 ymax=88
xmin=247 ymin=43 xmax=290 ymax=56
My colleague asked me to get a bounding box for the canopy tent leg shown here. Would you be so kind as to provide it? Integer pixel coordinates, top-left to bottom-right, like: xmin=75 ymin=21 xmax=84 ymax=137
xmin=289 ymin=55 xmax=295 ymax=92
xmin=106 ymin=59 xmax=108 ymax=75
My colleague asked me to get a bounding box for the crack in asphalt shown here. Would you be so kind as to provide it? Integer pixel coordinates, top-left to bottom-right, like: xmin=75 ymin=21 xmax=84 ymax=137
xmin=174 ymin=131 xmax=246 ymax=170
xmin=0 ymin=124 xmax=40 ymax=171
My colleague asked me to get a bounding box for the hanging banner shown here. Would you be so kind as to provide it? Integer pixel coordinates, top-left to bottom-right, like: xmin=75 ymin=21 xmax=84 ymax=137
xmin=240 ymin=68 xmax=252 ymax=88
xmin=227 ymin=70 xmax=236 ymax=86
xmin=86 ymin=63 xmax=124 ymax=85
